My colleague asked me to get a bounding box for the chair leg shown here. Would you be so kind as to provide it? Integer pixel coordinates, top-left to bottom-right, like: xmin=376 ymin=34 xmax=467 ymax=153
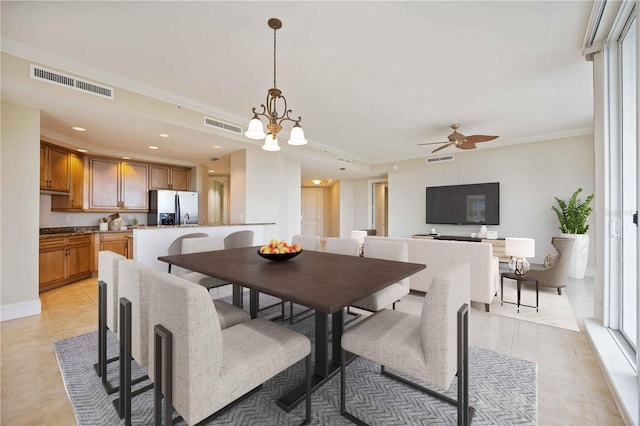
xmin=94 ymin=281 xmax=120 ymax=394
xmin=154 ymin=324 xmax=173 ymax=426
xmin=301 ymin=354 xmax=311 ymax=426
xmin=557 ymin=288 xmax=562 ymax=295
xmin=484 ymin=303 xmax=490 ymax=312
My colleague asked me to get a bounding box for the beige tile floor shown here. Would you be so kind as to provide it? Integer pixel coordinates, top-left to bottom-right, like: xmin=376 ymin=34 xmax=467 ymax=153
xmin=1 ymin=276 xmax=625 ymax=425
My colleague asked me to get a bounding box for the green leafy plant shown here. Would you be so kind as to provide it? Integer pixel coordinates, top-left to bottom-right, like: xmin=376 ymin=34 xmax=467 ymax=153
xmin=551 ymin=188 xmax=594 ymax=234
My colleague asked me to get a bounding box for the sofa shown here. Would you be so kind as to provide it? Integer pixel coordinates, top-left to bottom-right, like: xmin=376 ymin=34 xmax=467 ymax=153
xmin=365 ymin=236 xmax=500 ymax=311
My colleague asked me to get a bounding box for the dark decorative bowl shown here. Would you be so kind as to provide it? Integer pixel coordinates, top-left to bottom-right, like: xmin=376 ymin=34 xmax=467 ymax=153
xmin=257 ymin=249 xmax=302 ymax=262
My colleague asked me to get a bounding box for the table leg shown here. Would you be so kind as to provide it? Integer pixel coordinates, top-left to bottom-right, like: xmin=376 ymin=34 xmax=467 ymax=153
xmin=277 ymin=309 xmax=346 ymax=412
xmin=517 ymin=279 xmax=521 ymax=313
xmin=232 ymin=284 xmax=243 ymax=308
xmin=500 ymin=276 xmax=504 ymax=306
xmin=535 ymin=279 xmax=539 ymax=312
xmin=249 ymin=289 xmax=259 ymax=319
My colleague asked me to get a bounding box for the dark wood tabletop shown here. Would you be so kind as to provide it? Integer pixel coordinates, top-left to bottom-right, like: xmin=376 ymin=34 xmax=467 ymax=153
xmin=158 ymin=246 xmax=426 ymax=314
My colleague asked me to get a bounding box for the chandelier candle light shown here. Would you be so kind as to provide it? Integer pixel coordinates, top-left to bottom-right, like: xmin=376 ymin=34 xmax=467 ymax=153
xmin=505 ymin=237 xmax=535 ymax=276
xmin=245 ymin=18 xmax=307 ymax=151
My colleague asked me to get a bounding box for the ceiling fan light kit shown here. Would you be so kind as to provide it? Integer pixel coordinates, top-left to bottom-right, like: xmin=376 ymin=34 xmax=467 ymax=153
xmin=418 ymin=123 xmax=498 ymax=153
xmin=245 ymin=18 xmax=307 ymax=151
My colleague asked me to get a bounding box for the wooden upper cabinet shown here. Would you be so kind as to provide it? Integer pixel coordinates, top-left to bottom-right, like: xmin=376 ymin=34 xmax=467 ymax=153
xmin=40 ymin=143 xmax=70 ymax=192
xmin=88 ymin=158 xmax=148 ymax=211
xmin=51 ymin=152 xmax=84 ymax=210
xmin=149 ymin=165 xmax=190 ymax=191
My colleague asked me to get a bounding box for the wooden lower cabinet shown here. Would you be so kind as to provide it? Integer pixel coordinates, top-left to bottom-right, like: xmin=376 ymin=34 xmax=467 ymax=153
xmin=92 ymin=231 xmax=133 ymax=272
xmin=39 ymin=234 xmax=92 ymax=292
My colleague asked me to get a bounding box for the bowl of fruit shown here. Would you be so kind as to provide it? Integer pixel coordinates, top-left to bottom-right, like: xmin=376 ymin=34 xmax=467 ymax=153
xmin=258 ymin=239 xmax=302 ymax=261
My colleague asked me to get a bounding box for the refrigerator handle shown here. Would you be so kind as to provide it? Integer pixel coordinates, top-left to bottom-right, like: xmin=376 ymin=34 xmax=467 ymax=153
xmin=175 ymin=193 xmax=181 ymax=226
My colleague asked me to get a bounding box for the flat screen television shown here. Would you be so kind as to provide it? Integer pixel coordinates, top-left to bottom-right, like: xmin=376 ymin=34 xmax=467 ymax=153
xmin=426 ymin=182 xmax=500 ymax=225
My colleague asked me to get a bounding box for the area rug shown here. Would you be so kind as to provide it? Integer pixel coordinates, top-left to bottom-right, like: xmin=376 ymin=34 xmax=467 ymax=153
xmin=489 ymin=280 xmax=580 ymax=332
xmin=54 ymin=296 xmax=537 ymax=425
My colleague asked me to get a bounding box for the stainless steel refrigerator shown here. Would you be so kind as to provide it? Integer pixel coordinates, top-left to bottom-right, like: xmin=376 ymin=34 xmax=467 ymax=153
xmin=148 ymin=190 xmax=198 ymax=225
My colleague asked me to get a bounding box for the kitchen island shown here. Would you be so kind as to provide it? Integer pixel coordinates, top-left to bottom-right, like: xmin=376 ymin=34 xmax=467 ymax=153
xmin=132 ymin=223 xmax=277 ymax=272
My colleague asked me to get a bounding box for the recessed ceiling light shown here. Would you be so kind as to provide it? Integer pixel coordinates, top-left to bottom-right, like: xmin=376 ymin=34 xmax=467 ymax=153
xmin=159 ymin=133 xmax=171 ymax=138
xmin=122 ymin=156 xmax=130 ymax=160
xmin=71 ymin=126 xmax=86 ymax=132
xmin=209 ymin=170 xmax=215 ymax=173
xmin=212 ymin=145 xmax=221 ymax=149
xmin=76 ymin=148 xmax=88 ymax=153
xmin=149 ymin=146 xmax=159 ymax=150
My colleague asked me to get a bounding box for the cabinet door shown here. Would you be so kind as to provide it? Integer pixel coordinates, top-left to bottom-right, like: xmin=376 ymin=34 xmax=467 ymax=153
xmin=121 ymin=162 xmax=148 ymax=210
xmin=67 ymin=236 xmax=92 ymax=279
xmin=51 ymin=153 xmax=84 ymax=210
xmin=89 ymin=158 xmax=120 ymax=209
xmin=39 ymin=239 xmax=66 ymax=288
xmin=40 ymin=145 xmax=48 ymax=189
xmin=48 ymin=146 xmax=71 ymax=192
xmin=170 ymin=167 xmax=190 ymax=191
xmin=149 ymin=165 xmax=171 ymax=190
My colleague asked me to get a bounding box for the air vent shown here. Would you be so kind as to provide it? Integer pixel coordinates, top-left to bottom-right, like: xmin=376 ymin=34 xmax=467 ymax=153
xmin=204 ymin=116 xmax=243 ymax=135
xmin=426 ymin=154 xmax=455 ymax=164
xmin=30 ymin=64 xmax=114 ymax=100
xmin=337 ymin=156 xmax=352 ymax=166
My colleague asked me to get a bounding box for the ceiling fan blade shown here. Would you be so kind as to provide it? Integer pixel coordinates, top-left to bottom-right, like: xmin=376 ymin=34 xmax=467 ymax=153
xmin=465 ymin=135 xmax=498 ymax=143
xmin=457 ymin=142 xmax=477 ymax=150
xmin=432 ymin=143 xmax=454 ymax=153
xmin=417 ymin=141 xmax=449 ymax=146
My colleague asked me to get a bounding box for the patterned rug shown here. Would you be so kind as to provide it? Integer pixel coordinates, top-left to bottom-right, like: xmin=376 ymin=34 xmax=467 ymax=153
xmin=54 ymin=295 xmax=537 ymax=425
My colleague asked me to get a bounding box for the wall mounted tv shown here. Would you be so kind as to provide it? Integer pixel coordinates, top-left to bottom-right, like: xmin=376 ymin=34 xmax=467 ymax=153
xmin=425 ymin=182 xmax=500 ymax=225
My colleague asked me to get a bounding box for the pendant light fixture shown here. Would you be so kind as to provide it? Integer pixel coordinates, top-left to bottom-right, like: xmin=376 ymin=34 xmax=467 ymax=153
xmin=245 ymin=18 xmax=307 ymax=151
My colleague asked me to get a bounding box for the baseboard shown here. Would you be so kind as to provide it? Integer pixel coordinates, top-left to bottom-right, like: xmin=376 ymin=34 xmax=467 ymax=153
xmin=0 ymin=299 xmax=42 ymax=321
xmin=584 ymin=318 xmax=638 ymax=426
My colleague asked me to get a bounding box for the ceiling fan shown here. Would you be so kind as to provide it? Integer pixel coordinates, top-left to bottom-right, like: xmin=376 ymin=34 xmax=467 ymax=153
xmin=418 ymin=124 xmax=499 ymax=153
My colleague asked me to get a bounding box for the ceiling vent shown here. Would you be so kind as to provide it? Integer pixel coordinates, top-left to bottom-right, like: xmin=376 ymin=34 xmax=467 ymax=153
xmin=204 ymin=116 xmax=243 ymax=135
xmin=337 ymin=156 xmax=353 ymax=166
xmin=426 ymin=154 xmax=455 ymax=164
xmin=30 ymin=64 xmax=114 ymax=100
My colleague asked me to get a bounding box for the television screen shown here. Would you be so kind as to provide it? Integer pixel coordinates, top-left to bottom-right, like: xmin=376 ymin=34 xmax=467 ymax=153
xmin=426 ymin=182 xmax=500 ymax=225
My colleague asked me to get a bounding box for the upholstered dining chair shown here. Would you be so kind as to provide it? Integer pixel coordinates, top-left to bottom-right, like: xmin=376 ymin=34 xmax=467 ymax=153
xmin=117 ymin=260 xmax=250 ymax=425
xmin=341 ymin=262 xmax=472 ymax=426
xmin=354 ymin=239 xmax=410 ymax=312
xmin=181 ymin=237 xmax=229 ymax=290
xmin=96 ymin=250 xmax=126 ymax=394
xmin=223 ymin=230 xmax=255 ymax=249
xmin=527 ymin=237 xmax=575 ymax=295
xmin=148 ymin=271 xmax=311 ymax=426
xmin=324 ymin=237 xmax=360 ymax=257
xmin=166 ymin=232 xmax=208 ymax=276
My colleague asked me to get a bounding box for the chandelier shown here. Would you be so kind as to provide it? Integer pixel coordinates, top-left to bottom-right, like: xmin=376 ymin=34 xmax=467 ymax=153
xmin=245 ymin=18 xmax=307 ymax=151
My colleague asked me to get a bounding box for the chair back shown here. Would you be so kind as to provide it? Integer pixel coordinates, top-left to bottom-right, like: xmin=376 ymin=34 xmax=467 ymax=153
xmin=166 ymin=233 xmax=208 ymax=276
xmin=420 ymin=262 xmax=470 ymax=390
xmin=147 ymin=272 xmax=223 ymax=423
xmin=117 ymin=259 xmax=157 ymax=366
xmin=223 ymin=230 xmax=254 ymax=249
xmin=98 ymin=250 xmax=126 ymax=333
xmin=547 ymin=237 xmax=575 ymax=285
xmin=324 ymin=237 xmax=360 ymax=256
xmin=182 ymin=236 xmax=225 ymax=254
xmin=291 ymin=234 xmax=321 ymax=251
xmin=364 ymin=240 xmax=409 ymax=289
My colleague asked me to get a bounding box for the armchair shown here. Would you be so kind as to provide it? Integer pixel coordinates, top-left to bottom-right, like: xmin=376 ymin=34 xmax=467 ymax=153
xmin=527 ymin=237 xmax=575 ymax=295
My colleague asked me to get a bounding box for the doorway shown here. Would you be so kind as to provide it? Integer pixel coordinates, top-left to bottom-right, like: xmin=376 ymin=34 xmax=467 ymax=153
xmin=207 ymin=175 xmax=229 ymax=225
xmin=370 ymin=180 xmax=388 ymax=237
xmin=301 ymin=188 xmax=323 ymax=238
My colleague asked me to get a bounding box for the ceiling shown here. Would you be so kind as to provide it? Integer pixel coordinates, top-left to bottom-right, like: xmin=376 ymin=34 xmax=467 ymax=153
xmin=1 ymin=1 xmax=594 ymax=185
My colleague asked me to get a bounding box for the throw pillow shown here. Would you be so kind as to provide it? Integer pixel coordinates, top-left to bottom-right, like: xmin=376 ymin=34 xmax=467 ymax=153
xmin=544 ymin=251 xmax=559 ymax=268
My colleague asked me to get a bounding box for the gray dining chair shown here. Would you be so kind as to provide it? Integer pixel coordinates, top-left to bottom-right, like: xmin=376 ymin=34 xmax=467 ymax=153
xmin=181 ymin=237 xmax=229 ymax=290
xmin=341 ymin=262 xmax=472 ymax=426
xmin=117 ymin=259 xmax=251 ymax=425
xmin=166 ymin=232 xmax=208 ymax=276
xmin=96 ymin=250 xmax=127 ymax=395
xmin=148 ymin=271 xmax=311 ymax=426
xmin=354 ymin=239 xmax=410 ymax=312
xmin=324 ymin=237 xmax=360 ymax=256
xmin=223 ymin=230 xmax=254 ymax=249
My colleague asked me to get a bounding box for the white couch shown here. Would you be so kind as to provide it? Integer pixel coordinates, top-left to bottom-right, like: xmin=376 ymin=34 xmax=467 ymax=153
xmin=365 ymin=236 xmax=500 ymax=311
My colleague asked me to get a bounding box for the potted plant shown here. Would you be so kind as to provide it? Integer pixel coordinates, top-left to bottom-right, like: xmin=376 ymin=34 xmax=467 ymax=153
xmin=551 ymin=188 xmax=594 ymax=279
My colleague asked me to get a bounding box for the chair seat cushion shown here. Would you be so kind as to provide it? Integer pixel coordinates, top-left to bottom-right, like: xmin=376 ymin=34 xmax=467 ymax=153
xmin=211 ymin=300 xmax=250 ymax=329
xmin=342 ymin=309 xmax=428 ymax=383
xmin=183 ymin=271 xmax=228 ymax=289
xmin=352 ymin=283 xmax=410 ymax=312
xmin=213 ymin=319 xmax=311 ymax=410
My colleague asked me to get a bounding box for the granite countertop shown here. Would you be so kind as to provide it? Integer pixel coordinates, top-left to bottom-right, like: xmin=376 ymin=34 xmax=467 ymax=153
xmin=39 ymin=226 xmax=133 ymax=239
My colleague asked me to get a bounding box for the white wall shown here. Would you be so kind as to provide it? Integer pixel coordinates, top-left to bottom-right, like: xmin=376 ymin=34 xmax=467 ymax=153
xmin=1 ymin=103 xmax=41 ymax=320
xmin=339 ymin=180 xmax=355 ymax=237
xmin=386 ymin=135 xmax=595 ymax=265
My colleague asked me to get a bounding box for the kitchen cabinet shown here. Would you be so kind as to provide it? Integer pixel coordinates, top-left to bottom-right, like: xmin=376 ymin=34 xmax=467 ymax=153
xmin=51 ymin=152 xmax=84 ymax=210
xmin=39 ymin=234 xmax=92 ymax=292
xmin=92 ymin=231 xmax=133 ymax=271
xmin=88 ymin=158 xmax=148 ymax=211
xmin=40 ymin=143 xmax=70 ymax=192
xmin=149 ymin=165 xmax=190 ymax=191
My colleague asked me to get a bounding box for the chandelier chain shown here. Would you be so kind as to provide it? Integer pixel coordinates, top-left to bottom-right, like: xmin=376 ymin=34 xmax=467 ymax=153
xmin=273 ymin=25 xmax=277 ymax=89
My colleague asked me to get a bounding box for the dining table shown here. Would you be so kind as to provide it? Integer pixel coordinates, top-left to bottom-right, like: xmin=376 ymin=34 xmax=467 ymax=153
xmin=158 ymin=245 xmax=426 ymax=411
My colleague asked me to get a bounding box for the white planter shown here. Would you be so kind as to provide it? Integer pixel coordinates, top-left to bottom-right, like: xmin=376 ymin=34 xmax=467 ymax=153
xmin=562 ymin=233 xmax=589 ymax=279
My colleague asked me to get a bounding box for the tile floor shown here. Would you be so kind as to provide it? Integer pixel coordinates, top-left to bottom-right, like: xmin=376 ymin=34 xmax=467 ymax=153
xmin=0 ymin=275 xmax=625 ymax=425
